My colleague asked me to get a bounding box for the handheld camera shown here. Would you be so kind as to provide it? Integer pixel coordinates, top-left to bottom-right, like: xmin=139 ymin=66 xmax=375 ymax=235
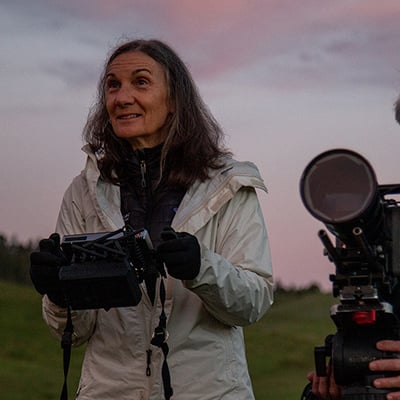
xmin=59 ymin=226 xmax=157 ymax=310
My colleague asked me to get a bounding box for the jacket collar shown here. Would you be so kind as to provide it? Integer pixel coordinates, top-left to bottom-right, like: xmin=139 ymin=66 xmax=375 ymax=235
xmin=81 ymin=145 xmax=267 ymax=234
xmin=172 ymin=159 xmax=267 ymax=233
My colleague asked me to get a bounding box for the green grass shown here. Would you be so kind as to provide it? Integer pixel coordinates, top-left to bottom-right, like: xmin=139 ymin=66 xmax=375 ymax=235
xmin=0 ymin=280 xmax=85 ymax=399
xmin=0 ymin=281 xmax=337 ymax=399
xmin=245 ymin=290 xmax=336 ymax=399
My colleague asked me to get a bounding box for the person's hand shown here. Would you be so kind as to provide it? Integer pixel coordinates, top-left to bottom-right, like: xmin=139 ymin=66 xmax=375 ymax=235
xmin=306 ymin=366 xmax=342 ymax=400
xmin=370 ymin=340 xmax=400 ymax=400
xmin=157 ymin=227 xmax=201 ymax=280
xmin=30 ymin=233 xmax=69 ymax=307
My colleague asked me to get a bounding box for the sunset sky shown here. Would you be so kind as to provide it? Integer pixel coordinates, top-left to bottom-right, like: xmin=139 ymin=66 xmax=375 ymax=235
xmin=1 ymin=0 xmax=400 ymax=290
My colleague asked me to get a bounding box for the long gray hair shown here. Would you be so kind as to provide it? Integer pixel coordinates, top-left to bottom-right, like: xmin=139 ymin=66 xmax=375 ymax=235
xmin=83 ymin=39 xmax=231 ymax=188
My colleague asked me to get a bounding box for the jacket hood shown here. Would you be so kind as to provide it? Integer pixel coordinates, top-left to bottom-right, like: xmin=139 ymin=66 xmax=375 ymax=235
xmin=80 ymin=144 xmax=268 ymax=234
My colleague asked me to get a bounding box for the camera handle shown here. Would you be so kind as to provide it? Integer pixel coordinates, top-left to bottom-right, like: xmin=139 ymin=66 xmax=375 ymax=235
xmin=314 ymin=334 xmax=334 ymax=376
xmin=300 ymin=336 xmax=333 ymax=400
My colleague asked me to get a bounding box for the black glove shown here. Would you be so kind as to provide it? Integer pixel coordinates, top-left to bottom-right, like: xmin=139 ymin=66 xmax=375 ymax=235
xmin=30 ymin=233 xmax=69 ymax=307
xmin=157 ymin=227 xmax=201 ymax=280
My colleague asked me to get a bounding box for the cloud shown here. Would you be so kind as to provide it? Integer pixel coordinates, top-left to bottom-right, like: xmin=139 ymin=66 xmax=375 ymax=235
xmin=3 ymin=0 xmax=400 ymax=92
xmin=1 ymin=0 xmax=400 ymax=289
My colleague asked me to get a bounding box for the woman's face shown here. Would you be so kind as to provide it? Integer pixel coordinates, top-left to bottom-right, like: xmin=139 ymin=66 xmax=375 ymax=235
xmin=105 ymin=51 xmax=173 ymax=149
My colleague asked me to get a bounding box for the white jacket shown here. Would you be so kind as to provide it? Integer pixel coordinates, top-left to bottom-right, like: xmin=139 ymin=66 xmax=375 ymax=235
xmin=42 ymin=145 xmax=274 ymax=400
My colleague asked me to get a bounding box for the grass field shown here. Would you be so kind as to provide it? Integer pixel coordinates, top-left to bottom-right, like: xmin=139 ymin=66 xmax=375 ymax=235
xmin=0 ymin=280 xmax=337 ymax=399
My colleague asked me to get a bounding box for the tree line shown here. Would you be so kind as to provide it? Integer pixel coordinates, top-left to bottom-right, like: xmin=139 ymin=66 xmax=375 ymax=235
xmin=0 ymin=233 xmax=322 ymax=293
xmin=0 ymin=234 xmax=37 ymax=285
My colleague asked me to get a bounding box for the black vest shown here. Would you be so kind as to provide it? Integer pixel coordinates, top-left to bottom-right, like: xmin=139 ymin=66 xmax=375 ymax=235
xmin=120 ymin=144 xmax=185 ymax=301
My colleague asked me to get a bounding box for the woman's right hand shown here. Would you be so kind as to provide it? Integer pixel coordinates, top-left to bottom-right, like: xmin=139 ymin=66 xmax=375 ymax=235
xmin=306 ymin=366 xmax=342 ymax=400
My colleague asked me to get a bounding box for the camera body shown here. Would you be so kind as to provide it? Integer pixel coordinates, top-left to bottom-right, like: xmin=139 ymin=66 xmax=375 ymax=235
xmin=59 ymin=227 xmax=156 ymax=310
xmin=300 ymin=149 xmax=400 ymax=399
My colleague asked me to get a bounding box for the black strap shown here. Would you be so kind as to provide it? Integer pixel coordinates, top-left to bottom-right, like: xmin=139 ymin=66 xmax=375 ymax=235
xmin=300 ymin=382 xmax=318 ymax=400
xmin=60 ymin=306 xmax=73 ymax=400
xmin=160 ymin=342 xmax=173 ymax=400
xmin=151 ymin=279 xmax=173 ymax=400
xmin=58 ymin=281 xmax=173 ymax=400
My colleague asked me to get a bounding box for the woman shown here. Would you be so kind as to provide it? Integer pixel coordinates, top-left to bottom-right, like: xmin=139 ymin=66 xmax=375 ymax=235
xmin=30 ymin=39 xmax=274 ymax=400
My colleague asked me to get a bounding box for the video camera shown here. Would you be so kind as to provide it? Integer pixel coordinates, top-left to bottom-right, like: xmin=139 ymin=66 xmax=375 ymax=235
xmin=59 ymin=226 xmax=157 ymax=310
xmin=299 ymin=149 xmax=400 ymax=399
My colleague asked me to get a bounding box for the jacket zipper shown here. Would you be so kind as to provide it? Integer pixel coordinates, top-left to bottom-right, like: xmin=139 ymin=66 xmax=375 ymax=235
xmin=138 ymin=156 xmax=155 ymax=244
xmin=138 ymin=154 xmax=158 ymax=379
xmin=140 ymin=160 xmax=147 ymax=188
xmin=144 ymin=278 xmax=161 ymax=378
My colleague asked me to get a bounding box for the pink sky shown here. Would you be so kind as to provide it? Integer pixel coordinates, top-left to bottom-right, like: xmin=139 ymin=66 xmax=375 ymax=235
xmin=1 ymin=0 xmax=400 ymax=290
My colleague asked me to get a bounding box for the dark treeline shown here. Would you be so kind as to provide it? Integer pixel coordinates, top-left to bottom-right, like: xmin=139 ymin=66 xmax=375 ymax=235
xmin=0 ymin=234 xmax=37 ymax=285
xmin=274 ymin=280 xmax=322 ymax=295
xmin=0 ymin=233 xmax=323 ymax=294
